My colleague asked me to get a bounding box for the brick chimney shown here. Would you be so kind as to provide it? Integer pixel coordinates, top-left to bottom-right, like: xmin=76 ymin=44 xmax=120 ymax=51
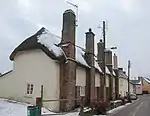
xmin=105 ymin=50 xmax=113 ymax=100
xmin=113 ymin=53 xmax=118 ymax=69
xmin=105 ymin=50 xmax=112 ymax=66
xmin=97 ymin=40 xmax=104 ymax=70
xmin=60 ymin=9 xmax=76 ymax=111
xmin=85 ymin=28 xmax=95 ymax=104
xmin=97 ymin=40 xmax=105 ymax=100
xmin=113 ymin=54 xmax=119 ymax=99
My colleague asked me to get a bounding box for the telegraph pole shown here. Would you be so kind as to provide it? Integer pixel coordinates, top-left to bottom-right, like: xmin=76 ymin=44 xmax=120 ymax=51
xmin=128 ymin=60 xmax=131 ymax=101
xmin=103 ymin=21 xmax=106 ymax=101
xmin=128 ymin=60 xmax=131 ymax=93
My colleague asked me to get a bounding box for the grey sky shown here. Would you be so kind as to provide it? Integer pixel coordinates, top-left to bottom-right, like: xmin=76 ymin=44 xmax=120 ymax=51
xmin=0 ymin=0 xmax=149 ymax=78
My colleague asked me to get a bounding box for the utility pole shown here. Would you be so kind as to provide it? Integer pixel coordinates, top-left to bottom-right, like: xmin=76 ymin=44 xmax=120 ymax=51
xmin=103 ymin=21 xmax=106 ymax=101
xmin=128 ymin=60 xmax=131 ymax=101
xmin=128 ymin=60 xmax=131 ymax=93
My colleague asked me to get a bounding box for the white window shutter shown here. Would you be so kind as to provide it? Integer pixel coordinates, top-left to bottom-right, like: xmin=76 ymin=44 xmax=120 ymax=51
xmin=80 ymin=86 xmax=85 ymax=96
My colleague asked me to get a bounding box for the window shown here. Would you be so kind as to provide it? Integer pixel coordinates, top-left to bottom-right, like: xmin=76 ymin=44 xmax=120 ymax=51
xmin=80 ymin=86 xmax=85 ymax=96
xmin=27 ymin=84 xmax=34 ymax=95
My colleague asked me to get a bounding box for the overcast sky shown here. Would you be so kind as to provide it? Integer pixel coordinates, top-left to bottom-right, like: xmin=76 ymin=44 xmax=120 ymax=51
xmin=0 ymin=0 xmax=150 ymax=78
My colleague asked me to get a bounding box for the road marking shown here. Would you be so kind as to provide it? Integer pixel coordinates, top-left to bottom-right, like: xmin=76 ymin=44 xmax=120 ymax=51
xmin=131 ymin=101 xmax=144 ymax=116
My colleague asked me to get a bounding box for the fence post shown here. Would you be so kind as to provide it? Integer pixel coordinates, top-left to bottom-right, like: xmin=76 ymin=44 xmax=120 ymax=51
xmin=35 ymin=85 xmax=43 ymax=116
xmin=36 ymin=97 xmax=42 ymax=116
xmin=41 ymin=85 xmax=44 ymax=107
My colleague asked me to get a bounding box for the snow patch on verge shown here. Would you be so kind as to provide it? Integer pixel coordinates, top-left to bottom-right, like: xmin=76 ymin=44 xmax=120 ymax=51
xmin=0 ymin=98 xmax=133 ymax=116
xmin=107 ymin=103 xmax=131 ymax=115
xmin=0 ymin=98 xmax=54 ymax=116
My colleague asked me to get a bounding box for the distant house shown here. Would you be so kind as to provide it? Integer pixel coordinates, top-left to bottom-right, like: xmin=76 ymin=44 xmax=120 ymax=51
xmin=118 ymin=68 xmax=134 ymax=97
xmin=130 ymin=77 xmax=142 ymax=95
xmin=141 ymin=77 xmax=150 ymax=94
xmin=129 ymin=81 xmax=135 ymax=94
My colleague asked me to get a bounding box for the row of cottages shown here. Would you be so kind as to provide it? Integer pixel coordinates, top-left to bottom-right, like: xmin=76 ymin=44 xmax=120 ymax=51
xmin=0 ymin=9 xmax=133 ymax=111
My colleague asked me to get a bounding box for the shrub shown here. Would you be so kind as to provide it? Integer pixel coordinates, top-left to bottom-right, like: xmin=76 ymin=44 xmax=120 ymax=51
xmin=118 ymin=97 xmax=126 ymax=105
xmin=91 ymin=100 xmax=109 ymax=115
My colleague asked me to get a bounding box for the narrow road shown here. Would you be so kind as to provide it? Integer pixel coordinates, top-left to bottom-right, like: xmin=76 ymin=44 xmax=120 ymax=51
xmin=110 ymin=94 xmax=150 ymax=116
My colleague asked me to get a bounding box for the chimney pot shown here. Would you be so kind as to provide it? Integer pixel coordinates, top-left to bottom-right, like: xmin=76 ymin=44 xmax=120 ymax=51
xmin=64 ymin=9 xmax=75 ymax=15
xmin=89 ymin=28 xmax=92 ymax=32
xmin=85 ymin=28 xmax=95 ymax=63
xmin=86 ymin=28 xmax=95 ymax=36
xmin=113 ymin=53 xmax=118 ymax=69
xmin=100 ymin=39 xmax=103 ymax=42
xmin=118 ymin=68 xmax=123 ymax=71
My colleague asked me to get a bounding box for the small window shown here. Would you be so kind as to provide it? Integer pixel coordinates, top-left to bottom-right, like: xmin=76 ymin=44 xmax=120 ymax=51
xmin=80 ymin=86 xmax=85 ymax=96
xmin=26 ymin=84 xmax=34 ymax=95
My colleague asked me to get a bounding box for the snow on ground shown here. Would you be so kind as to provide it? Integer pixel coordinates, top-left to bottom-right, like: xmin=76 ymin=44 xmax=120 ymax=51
xmin=0 ymin=98 xmax=134 ymax=116
xmin=107 ymin=103 xmax=131 ymax=115
xmin=0 ymin=98 xmax=101 ymax=116
xmin=0 ymin=98 xmax=80 ymax=116
xmin=0 ymin=98 xmax=57 ymax=116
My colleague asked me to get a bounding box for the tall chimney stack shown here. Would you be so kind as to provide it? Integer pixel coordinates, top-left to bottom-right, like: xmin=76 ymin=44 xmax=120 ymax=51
xmin=97 ymin=40 xmax=105 ymax=100
xmin=60 ymin=9 xmax=76 ymax=111
xmin=97 ymin=40 xmax=104 ymax=70
xmin=62 ymin=9 xmax=76 ymax=45
xmin=105 ymin=50 xmax=112 ymax=66
xmin=85 ymin=28 xmax=95 ymax=104
xmin=113 ymin=54 xmax=118 ymax=69
xmin=105 ymin=50 xmax=113 ymax=100
xmin=113 ymin=54 xmax=119 ymax=99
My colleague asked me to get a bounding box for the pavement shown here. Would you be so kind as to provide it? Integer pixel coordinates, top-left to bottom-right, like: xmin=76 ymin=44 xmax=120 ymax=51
xmin=109 ymin=94 xmax=150 ymax=116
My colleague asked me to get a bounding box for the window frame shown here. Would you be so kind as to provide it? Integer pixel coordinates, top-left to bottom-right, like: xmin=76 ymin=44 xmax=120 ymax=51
xmin=26 ymin=83 xmax=34 ymax=95
xmin=80 ymin=86 xmax=85 ymax=97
